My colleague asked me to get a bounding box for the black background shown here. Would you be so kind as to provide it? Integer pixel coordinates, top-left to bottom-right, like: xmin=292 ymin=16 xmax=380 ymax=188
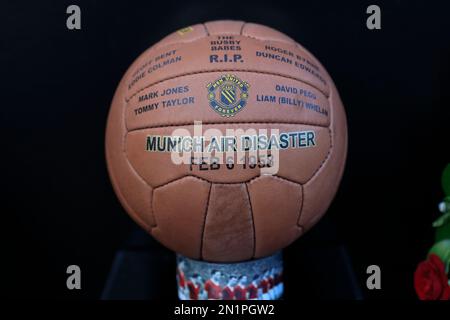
xmin=2 ymin=0 xmax=449 ymax=299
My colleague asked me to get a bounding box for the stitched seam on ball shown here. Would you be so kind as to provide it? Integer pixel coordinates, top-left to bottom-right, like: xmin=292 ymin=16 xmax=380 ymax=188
xmin=200 ymin=183 xmax=213 ymax=260
xmin=241 ymin=34 xmax=296 ymax=45
xmin=308 ymin=127 xmax=332 ymax=179
xmin=295 ymin=128 xmax=333 ymax=225
xmin=248 ymin=175 xmax=304 ymax=232
xmin=239 ymin=22 xmax=247 ymax=35
xmin=154 ymin=174 xmax=300 ymax=190
xmin=150 ymin=188 xmax=157 ymax=230
xmin=121 ymin=97 xmax=158 ymax=229
xmin=297 ymin=185 xmax=304 ymax=228
xmin=248 ymin=174 xmax=300 ymax=187
xmin=202 ymin=23 xmax=210 ymax=36
xmin=125 ymin=69 xmax=329 ymax=102
xmin=297 ymin=83 xmax=335 ymax=226
xmin=304 ymin=81 xmax=334 ymax=183
xmin=107 ymin=145 xmax=152 ymax=231
xmin=127 ymin=121 xmax=328 ymax=132
xmin=244 ymin=182 xmax=256 ymax=259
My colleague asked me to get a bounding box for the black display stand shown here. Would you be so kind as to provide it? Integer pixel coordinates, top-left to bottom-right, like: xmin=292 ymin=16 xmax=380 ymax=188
xmin=101 ymin=219 xmax=363 ymax=300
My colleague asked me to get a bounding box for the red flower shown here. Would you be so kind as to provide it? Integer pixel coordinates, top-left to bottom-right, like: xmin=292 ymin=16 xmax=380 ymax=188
xmin=414 ymin=254 xmax=450 ymax=300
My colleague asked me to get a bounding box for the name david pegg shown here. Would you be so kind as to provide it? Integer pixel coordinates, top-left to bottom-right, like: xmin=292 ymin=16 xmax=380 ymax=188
xmin=174 ymin=304 xmax=208 ymax=318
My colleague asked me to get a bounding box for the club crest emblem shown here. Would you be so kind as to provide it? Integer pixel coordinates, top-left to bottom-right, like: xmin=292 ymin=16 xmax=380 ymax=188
xmin=206 ymin=74 xmax=250 ymax=117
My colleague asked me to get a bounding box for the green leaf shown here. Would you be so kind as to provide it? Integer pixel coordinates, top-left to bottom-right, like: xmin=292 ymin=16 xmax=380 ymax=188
xmin=433 ymin=212 xmax=450 ymax=228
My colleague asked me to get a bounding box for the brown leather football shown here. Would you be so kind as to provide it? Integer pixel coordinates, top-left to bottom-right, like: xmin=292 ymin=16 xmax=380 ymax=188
xmin=105 ymin=20 xmax=347 ymax=262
